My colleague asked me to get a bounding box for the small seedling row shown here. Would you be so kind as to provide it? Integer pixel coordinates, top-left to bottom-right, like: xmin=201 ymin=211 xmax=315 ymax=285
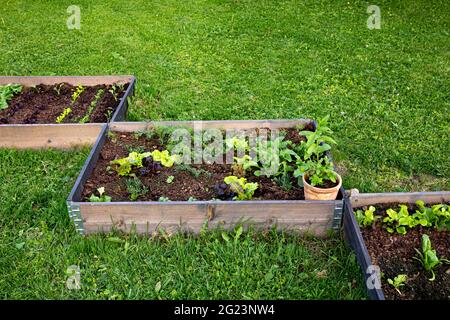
xmin=0 ymin=76 xmax=135 ymax=149
xmin=344 ymin=191 xmax=450 ymax=300
xmin=67 ymin=120 xmax=345 ymax=236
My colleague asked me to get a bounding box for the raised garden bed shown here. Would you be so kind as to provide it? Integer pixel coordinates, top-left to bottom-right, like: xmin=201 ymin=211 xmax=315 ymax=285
xmin=344 ymin=191 xmax=450 ymax=300
xmin=0 ymin=76 xmax=135 ymax=149
xmin=67 ymin=120 xmax=345 ymax=236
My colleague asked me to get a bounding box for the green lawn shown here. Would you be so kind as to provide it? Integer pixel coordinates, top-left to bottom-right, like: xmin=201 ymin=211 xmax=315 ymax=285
xmin=0 ymin=0 xmax=449 ymax=299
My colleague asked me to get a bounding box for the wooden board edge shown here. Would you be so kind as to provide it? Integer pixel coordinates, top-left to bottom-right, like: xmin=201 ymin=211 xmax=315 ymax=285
xmin=0 ymin=123 xmax=105 ymax=149
xmin=351 ymin=191 xmax=450 ymax=207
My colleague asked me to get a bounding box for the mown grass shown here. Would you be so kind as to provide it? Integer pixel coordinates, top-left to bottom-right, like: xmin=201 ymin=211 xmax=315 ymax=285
xmin=0 ymin=149 xmax=365 ymax=299
xmin=0 ymin=0 xmax=449 ymax=299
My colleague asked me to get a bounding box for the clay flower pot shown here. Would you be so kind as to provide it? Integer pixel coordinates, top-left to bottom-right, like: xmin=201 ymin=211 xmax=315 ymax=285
xmin=303 ymin=172 xmax=342 ymax=200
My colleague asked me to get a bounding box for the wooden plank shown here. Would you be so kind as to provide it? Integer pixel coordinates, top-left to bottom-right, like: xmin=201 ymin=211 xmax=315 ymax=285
xmin=0 ymin=75 xmax=133 ymax=86
xmin=79 ymin=201 xmax=335 ymax=236
xmin=0 ymin=124 xmax=104 ymax=149
xmin=351 ymin=191 xmax=450 ymax=207
xmin=110 ymin=119 xmax=312 ymax=132
xmin=343 ymin=200 xmax=384 ymax=300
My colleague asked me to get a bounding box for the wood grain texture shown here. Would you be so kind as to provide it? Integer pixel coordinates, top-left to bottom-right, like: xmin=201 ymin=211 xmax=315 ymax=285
xmin=110 ymin=119 xmax=312 ymax=132
xmin=0 ymin=124 xmax=105 ymax=149
xmin=350 ymin=191 xmax=450 ymax=207
xmin=0 ymin=75 xmax=133 ymax=86
xmin=78 ymin=201 xmax=336 ymax=236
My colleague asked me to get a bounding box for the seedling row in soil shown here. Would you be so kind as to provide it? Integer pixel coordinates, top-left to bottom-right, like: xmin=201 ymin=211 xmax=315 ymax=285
xmin=0 ymin=82 xmax=128 ymax=124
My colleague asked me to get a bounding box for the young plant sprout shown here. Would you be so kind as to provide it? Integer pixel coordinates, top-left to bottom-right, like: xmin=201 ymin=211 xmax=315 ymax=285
xmin=223 ymin=176 xmax=258 ymax=201
xmin=414 ymin=234 xmax=450 ymax=281
xmin=387 ymin=274 xmax=407 ymax=295
xmin=0 ymin=83 xmax=22 ymax=110
xmin=355 ymin=206 xmax=380 ymax=227
xmin=89 ymin=187 xmax=112 ymax=202
xmin=55 ymin=108 xmax=72 ymax=124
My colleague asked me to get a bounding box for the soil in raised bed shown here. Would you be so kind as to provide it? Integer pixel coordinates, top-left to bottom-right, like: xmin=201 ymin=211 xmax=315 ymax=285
xmin=81 ymin=126 xmax=321 ymax=202
xmin=358 ymin=203 xmax=450 ymax=300
xmin=0 ymin=83 xmax=128 ymax=124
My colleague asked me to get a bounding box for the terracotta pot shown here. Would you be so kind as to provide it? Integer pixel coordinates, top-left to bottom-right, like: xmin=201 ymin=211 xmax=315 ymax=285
xmin=303 ymin=172 xmax=342 ymax=200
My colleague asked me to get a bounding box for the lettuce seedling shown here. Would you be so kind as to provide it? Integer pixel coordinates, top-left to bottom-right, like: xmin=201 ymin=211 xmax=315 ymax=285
xmin=71 ymin=85 xmax=85 ymax=104
xmin=79 ymin=89 xmax=104 ymax=124
xmin=414 ymin=200 xmax=450 ymax=231
xmin=150 ymin=150 xmax=179 ymax=167
xmin=232 ymin=155 xmax=258 ymax=176
xmin=387 ymin=274 xmax=407 ymax=295
xmin=110 ymin=151 xmax=152 ymax=176
xmin=355 ymin=206 xmax=380 ymax=227
xmin=383 ymin=205 xmax=416 ymax=235
xmin=0 ymin=84 xmax=22 ymax=110
xmin=166 ymin=175 xmax=174 ymax=184
xmin=89 ymin=187 xmax=112 ymax=202
xmin=414 ymin=234 xmax=450 ymax=281
xmin=55 ymin=107 xmax=72 ymax=123
xmin=224 ymin=176 xmax=258 ymax=200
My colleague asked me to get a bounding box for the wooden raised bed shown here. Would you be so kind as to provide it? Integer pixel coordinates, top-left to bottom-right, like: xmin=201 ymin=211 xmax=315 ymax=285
xmin=343 ymin=191 xmax=450 ymax=300
xmin=0 ymin=76 xmax=135 ymax=149
xmin=67 ymin=120 xmax=345 ymax=236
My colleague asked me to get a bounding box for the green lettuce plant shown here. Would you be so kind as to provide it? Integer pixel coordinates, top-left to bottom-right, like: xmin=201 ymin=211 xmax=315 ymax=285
xmin=89 ymin=187 xmax=112 ymax=202
xmin=0 ymin=84 xmax=22 ymax=110
xmin=387 ymin=274 xmax=407 ymax=295
xmin=414 ymin=234 xmax=450 ymax=281
xmin=355 ymin=206 xmax=380 ymax=227
xmin=224 ymin=176 xmax=258 ymax=200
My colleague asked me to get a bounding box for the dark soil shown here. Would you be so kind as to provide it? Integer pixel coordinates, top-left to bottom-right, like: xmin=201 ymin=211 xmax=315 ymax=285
xmin=358 ymin=203 xmax=450 ymax=300
xmin=0 ymin=83 xmax=128 ymax=124
xmin=82 ymin=128 xmax=312 ymax=202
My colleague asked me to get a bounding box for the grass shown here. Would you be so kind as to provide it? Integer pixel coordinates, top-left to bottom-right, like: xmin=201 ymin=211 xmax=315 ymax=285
xmin=0 ymin=149 xmax=365 ymax=299
xmin=0 ymin=0 xmax=449 ymax=299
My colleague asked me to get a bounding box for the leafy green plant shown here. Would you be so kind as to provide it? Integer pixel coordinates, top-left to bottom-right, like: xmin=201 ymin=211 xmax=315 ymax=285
xmin=232 ymin=155 xmax=258 ymax=176
xmin=110 ymin=150 xmax=178 ymax=176
xmin=355 ymin=206 xmax=380 ymax=227
xmin=176 ymin=164 xmax=211 ymax=178
xmin=110 ymin=151 xmax=152 ymax=176
xmin=383 ymin=205 xmax=416 ymax=235
xmin=89 ymin=187 xmax=112 ymax=202
xmin=414 ymin=234 xmax=450 ymax=281
xmin=79 ymin=89 xmax=104 ymax=123
xmin=150 ymin=150 xmax=179 ymax=167
xmin=387 ymin=274 xmax=407 ymax=295
xmin=158 ymin=196 xmax=170 ymax=202
xmin=55 ymin=107 xmax=72 ymax=124
xmin=296 ymin=115 xmax=337 ymax=162
xmin=71 ymin=85 xmax=85 ymax=104
xmin=225 ymin=136 xmax=249 ymax=153
xmin=109 ymin=84 xmax=124 ymax=101
xmin=223 ymin=176 xmax=258 ymax=200
xmin=294 ymin=157 xmax=337 ymax=187
xmin=289 ymin=117 xmax=339 ymax=188
xmin=166 ymin=175 xmax=174 ymax=184
xmin=0 ymin=84 xmax=22 ymax=110
xmin=414 ymin=200 xmax=450 ymax=231
xmin=126 ymin=177 xmax=148 ymax=201
xmin=273 ymin=161 xmax=294 ymax=191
